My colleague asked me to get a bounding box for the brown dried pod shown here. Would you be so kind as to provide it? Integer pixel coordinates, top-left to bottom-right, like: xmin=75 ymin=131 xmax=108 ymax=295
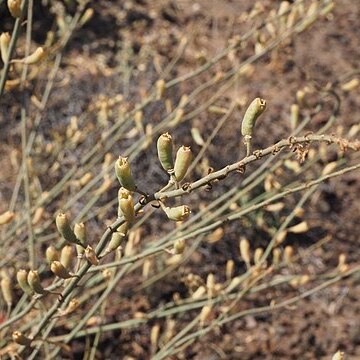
xmin=7 ymin=0 xmax=22 ymax=18
xmin=1 ymin=276 xmax=13 ymax=307
xmin=12 ymin=331 xmax=32 ymax=346
xmin=85 ymin=245 xmax=99 ymax=266
xmin=50 ymin=261 xmax=75 ymax=279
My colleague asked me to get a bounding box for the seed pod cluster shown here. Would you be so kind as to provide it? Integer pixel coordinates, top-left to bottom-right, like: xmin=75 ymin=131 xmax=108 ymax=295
xmin=115 ymin=156 xmax=136 ymax=191
xmin=157 ymin=133 xmax=174 ymax=172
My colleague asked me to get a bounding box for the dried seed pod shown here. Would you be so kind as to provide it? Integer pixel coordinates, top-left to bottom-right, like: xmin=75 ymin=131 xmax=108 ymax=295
xmin=288 ymin=221 xmax=309 ymax=233
xmin=290 ymin=103 xmax=299 ymax=130
xmin=163 ymin=205 xmax=191 ymax=222
xmin=192 ymin=285 xmax=206 ymax=299
xmin=254 ymin=247 xmax=264 ymax=265
xmin=272 ymin=248 xmax=282 ymax=266
xmin=332 ymin=350 xmax=345 ymax=360
xmin=27 ymin=270 xmax=47 ymax=295
xmin=15 ymin=47 xmax=45 ymax=65
xmin=115 ymin=156 xmax=136 ymax=191
xmin=173 ymin=239 xmax=185 ymax=254
xmin=7 ymin=0 xmax=22 ymax=18
xmin=157 ymin=133 xmax=174 ymax=172
xmin=85 ymin=245 xmax=99 ymax=266
xmin=46 ymin=245 xmax=59 ymax=264
xmin=206 ymin=273 xmax=215 ymax=298
xmin=156 ymin=79 xmax=166 ymax=99
xmin=199 ymin=305 xmax=212 ymax=326
xmin=104 ymin=222 xmax=128 ymax=255
xmin=51 ymin=261 xmax=74 ymax=279
xmin=32 ymin=207 xmax=44 ymax=225
xmin=0 ymin=210 xmax=15 ymax=225
xmin=79 ymin=8 xmax=94 ymax=26
xmin=225 ymin=259 xmax=235 ymax=281
xmin=56 ymin=212 xmax=78 ymax=244
xmin=0 ymin=32 xmax=11 ymax=64
xmin=74 ymin=222 xmax=86 ymax=247
xmin=241 ymin=98 xmax=267 ymax=137
xmin=118 ymin=192 xmax=135 ymax=223
xmin=1 ymin=276 xmax=13 ymax=307
xmin=16 ymin=269 xmax=33 ymax=295
xmin=283 ymin=246 xmax=294 ymax=265
xmin=239 ymin=237 xmax=251 ymax=268
xmin=150 ymin=323 xmax=161 ymax=352
xmin=60 ymin=245 xmax=74 ymax=269
xmin=173 ymin=146 xmax=192 ymax=181
xmin=12 ymin=331 xmax=32 ymax=346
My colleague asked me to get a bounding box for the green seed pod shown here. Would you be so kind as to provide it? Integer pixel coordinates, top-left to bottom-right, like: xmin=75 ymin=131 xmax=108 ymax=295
xmin=105 ymin=222 xmax=128 ymax=255
xmin=56 ymin=212 xmax=78 ymax=244
xmin=45 ymin=245 xmax=59 ymax=264
xmin=164 ymin=205 xmax=191 ymax=222
xmin=115 ymin=156 xmax=136 ymax=191
xmin=1 ymin=276 xmax=13 ymax=307
xmin=50 ymin=261 xmax=73 ymax=279
xmin=27 ymin=270 xmax=47 ymax=295
xmin=118 ymin=190 xmax=135 ymax=223
xmin=7 ymin=0 xmax=22 ymax=18
xmin=157 ymin=133 xmax=174 ymax=172
xmin=85 ymin=245 xmax=99 ymax=266
xmin=174 ymin=146 xmax=192 ymax=181
xmin=60 ymin=245 xmax=74 ymax=270
xmin=16 ymin=269 xmax=33 ymax=295
xmin=74 ymin=222 xmax=86 ymax=246
xmin=241 ymin=97 xmax=266 ymax=137
xmin=0 ymin=32 xmax=11 ymax=64
xmin=12 ymin=331 xmax=32 ymax=346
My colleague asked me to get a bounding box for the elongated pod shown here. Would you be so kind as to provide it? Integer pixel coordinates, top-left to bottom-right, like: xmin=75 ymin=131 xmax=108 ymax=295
xmin=241 ymin=98 xmax=266 ymax=137
xmin=115 ymin=156 xmax=136 ymax=191
xmin=174 ymin=146 xmax=192 ymax=181
xmin=157 ymin=133 xmax=174 ymax=172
